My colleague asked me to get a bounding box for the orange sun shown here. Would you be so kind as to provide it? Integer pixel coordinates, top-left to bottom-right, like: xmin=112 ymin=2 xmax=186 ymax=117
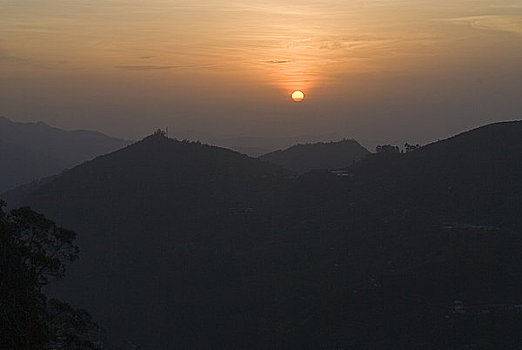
xmin=291 ymin=90 xmax=305 ymax=102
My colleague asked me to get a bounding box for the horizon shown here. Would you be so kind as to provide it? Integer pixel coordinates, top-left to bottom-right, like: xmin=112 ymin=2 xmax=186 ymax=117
xmin=3 ymin=114 xmax=521 ymax=153
xmin=1 ymin=1 xmax=521 ymax=145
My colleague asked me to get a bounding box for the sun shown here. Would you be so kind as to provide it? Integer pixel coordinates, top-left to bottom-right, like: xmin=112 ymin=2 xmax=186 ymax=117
xmin=291 ymin=90 xmax=305 ymax=102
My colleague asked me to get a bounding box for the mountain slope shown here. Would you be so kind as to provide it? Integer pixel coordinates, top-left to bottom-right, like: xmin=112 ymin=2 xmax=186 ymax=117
xmin=0 ymin=116 xmax=129 ymax=192
xmin=3 ymin=132 xmax=293 ymax=349
xmin=4 ymin=122 xmax=522 ymax=349
xmin=344 ymin=120 xmax=522 ymax=231
xmin=259 ymin=139 xmax=369 ymax=173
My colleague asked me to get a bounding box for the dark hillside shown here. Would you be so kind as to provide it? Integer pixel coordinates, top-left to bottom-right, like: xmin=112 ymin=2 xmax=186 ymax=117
xmin=259 ymin=139 xmax=369 ymax=173
xmin=4 ymin=122 xmax=522 ymax=349
xmin=346 ymin=121 xmax=522 ymax=231
xmin=3 ymin=132 xmax=292 ymax=348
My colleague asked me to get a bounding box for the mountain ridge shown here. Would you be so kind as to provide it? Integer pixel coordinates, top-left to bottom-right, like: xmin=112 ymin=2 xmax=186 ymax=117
xmin=0 ymin=116 xmax=129 ymax=192
xmin=259 ymin=138 xmax=369 ymax=173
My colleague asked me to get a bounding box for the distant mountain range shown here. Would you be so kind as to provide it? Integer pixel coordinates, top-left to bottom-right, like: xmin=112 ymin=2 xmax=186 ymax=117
xmin=0 ymin=116 xmax=129 ymax=192
xmin=210 ymin=132 xmax=347 ymax=156
xmin=3 ymin=121 xmax=522 ymax=349
xmin=259 ymin=139 xmax=369 ymax=173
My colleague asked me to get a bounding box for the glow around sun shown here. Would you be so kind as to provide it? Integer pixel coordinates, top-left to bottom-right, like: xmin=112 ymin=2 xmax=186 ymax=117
xmin=291 ymin=90 xmax=305 ymax=102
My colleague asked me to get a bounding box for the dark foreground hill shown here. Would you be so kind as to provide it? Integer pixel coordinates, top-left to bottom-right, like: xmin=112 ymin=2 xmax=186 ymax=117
xmin=4 ymin=122 xmax=522 ymax=349
xmin=3 ymin=132 xmax=293 ymax=349
xmin=0 ymin=116 xmax=128 ymax=192
xmin=259 ymin=139 xmax=369 ymax=173
xmin=345 ymin=120 xmax=522 ymax=231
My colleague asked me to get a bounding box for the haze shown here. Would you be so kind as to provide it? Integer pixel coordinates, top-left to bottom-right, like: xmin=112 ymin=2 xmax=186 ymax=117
xmin=1 ymin=0 xmax=521 ymax=146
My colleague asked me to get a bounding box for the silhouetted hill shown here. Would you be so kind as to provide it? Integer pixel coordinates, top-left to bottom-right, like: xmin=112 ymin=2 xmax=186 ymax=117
xmin=345 ymin=120 xmax=522 ymax=231
xmin=259 ymin=139 xmax=369 ymax=173
xmin=3 ymin=132 xmax=292 ymax=349
xmin=0 ymin=116 xmax=129 ymax=192
xmin=4 ymin=122 xmax=522 ymax=349
xmin=227 ymin=145 xmax=270 ymax=157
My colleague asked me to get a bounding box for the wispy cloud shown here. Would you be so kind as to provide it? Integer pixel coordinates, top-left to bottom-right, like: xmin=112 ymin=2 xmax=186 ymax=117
xmin=264 ymin=59 xmax=291 ymax=64
xmin=0 ymin=47 xmax=27 ymax=64
xmin=114 ymin=65 xmax=185 ymax=71
xmin=488 ymin=4 xmax=522 ymax=10
xmin=448 ymin=15 xmax=522 ymax=36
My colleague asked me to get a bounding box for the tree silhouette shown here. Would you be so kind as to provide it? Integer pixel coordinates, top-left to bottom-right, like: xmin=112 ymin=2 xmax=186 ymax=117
xmin=0 ymin=201 xmax=102 ymax=349
xmin=375 ymin=144 xmax=400 ymax=154
xmin=404 ymin=143 xmax=420 ymax=153
xmin=47 ymin=298 xmax=105 ymax=350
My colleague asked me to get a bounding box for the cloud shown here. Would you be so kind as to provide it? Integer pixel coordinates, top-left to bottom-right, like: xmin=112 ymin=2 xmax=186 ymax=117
xmin=114 ymin=65 xmax=184 ymax=71
xmin=449 ymin=15 xmax=522 ymax=36
xmin=0 ymin=54 xmax=25 ymax=63
xmin=0 ymin=47 xmax=28 ymax=64
xmin=264 ymin=59 xmax=291 ymax=64
xmin=488 ymin=4 xmax=522 ymax=10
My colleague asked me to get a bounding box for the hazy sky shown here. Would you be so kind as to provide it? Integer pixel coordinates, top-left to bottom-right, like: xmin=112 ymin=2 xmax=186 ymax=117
xmin=1 ymin=0 xmax=521 ymax=147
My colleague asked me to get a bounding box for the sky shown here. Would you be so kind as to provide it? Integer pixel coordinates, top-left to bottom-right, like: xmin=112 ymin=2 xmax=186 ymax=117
xmin=1 ymin=0 xmax=521 ymax=148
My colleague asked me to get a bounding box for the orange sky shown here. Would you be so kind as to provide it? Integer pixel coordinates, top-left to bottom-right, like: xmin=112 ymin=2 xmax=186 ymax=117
xmin=1 ymin=0 xmax=521 ymax=146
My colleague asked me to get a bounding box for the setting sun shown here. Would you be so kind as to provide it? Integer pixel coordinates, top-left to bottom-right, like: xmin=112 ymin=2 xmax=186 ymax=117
xmin=291 ymin=90 xmax=305 ymax=102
